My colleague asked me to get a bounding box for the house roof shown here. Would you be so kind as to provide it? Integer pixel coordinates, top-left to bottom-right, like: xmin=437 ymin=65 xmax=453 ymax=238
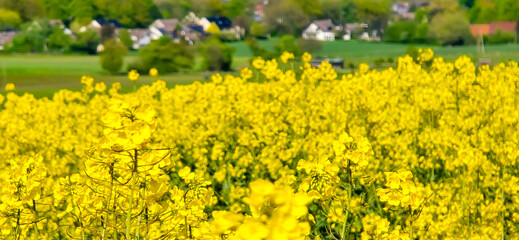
xmin=470 ymin=24 xmax=490 ymax=36
xmin=95 ymin=19 xmax=123 ymax=28
xmin=182 ymin=24 xmax=205 ymax=34
xmin=412 ymin=1 xmax=430 ymax=8
xmin=489 ymin=21 xmax=516 ymax=34
xmin=154 ymin=19 xmax=180 ymax=33
xmin=205 ymin=17 xmax=232 ymax=30
xmin=313 ymin=19 xmax=335 ymax=32
xmin=129 ymin=29 xmax=150 ymax=39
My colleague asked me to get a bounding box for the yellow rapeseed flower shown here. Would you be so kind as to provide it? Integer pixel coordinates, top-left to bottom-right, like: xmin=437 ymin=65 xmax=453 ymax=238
xmin=149 ymin=68 xmax=158 ymax=77
xmin=302 ymin=52 xmax=312 ymax=62
xmin=128 ymin=69 xmax=140 ymax=81
xmin=4 ymin=83 xmax=15 ymax=91
xmin=252 ymin=57 xmax=265 ymax=69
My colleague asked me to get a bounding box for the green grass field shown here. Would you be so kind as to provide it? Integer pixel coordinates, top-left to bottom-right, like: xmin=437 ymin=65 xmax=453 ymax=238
xmin=3 ymin=40 xmax=519 ymax=98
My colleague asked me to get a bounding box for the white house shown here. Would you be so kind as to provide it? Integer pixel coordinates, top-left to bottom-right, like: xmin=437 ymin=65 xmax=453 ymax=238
xmin=128 ymin=29 xmax=152 ymax=49
xmin=302 ymin=20 xmax=336 ymax=41
xmin=0 ymin=31 xmax=16 ymax=50
xmin=150 ymin=18 xmax=179 ymax=35
xmin=198 ymin=18 xmax=211 ymax=31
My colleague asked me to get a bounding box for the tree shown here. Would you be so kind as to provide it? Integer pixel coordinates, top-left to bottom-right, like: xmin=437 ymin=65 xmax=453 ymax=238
xmin=223 ymin=0 xmax=249 ymax=19
xmin=70 ymin=30 xmax=99 ymax=54
xmin=297 ymin=38 xmax=322 ymax=53
xmin=245 ymin=37 xmax=275 ymax=59
xmin=427 ymin=10 xmax=472 ymax=45
xmin=275 ymin=35 xmax=301 ymax=56
xmin=233 ymin=14 xmax=250 ymax=35
xmin=200 ymin=37 xmax=235 ymax=71
xmin=290 ymin=0 xmax=321 ymax=16
xmin=342 ymin=0 xmax=359 ymax=23
xmin=495 ymin=0 xmax=519 ymax=21
xmin=384 ymin=21 xmax=417 ymax=43
xmin=9 ymin=20 xmax=52 ymax=53
xmin=459 ymin=0 xmax=475 ymax=8
xmin=191 ymin=0 xmax=224 ymax=16
xmin=116 ymin=0 xmax=155 ymax=27
xmin=133 ymin=36 xmax=194 ymax=73
xmin=42 ymin=0 xmax=70 ymax=20
xmin=118 ymin=29 xmax=134 ymax=49
xmin=100 ymin=24 xmax=116 ymax=43
xmin=320 ymin=0 xmax=345 ymax=24
xmin=0 ymin=8 xmax=21 ymax=30
xmin=69 ymin=0 xmax=95 ymax=23
xmin=155 ymin=0 xmax=192 ymax=18
xmin=0 ymin=0 xmax=43 ymax=21
xmin=355 ymin=0 xmax=392 ymax=32
xmin=48 ymin=25 xmax=71 ymax=52
xmin=100 ymin=39 xmax=128 ymax=74
xmin=264 ymin=0 xmax=310 ymax=35
xmin=250 ymin=22 xmax=266 ymax=37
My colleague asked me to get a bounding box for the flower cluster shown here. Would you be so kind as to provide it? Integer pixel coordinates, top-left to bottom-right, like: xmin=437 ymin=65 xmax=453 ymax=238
xmin=0 ymin=50 xmax=519 ymax=239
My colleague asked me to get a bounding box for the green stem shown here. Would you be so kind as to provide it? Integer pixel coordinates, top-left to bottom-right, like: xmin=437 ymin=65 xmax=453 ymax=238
xmin=126 ymin=150 xmax=138 ymax=239
xmin=102 ymin=164 xmax=115 ymax=239
xmin=32 ymin=200 xmax=39 ymax=240
xmin=501 ymin=167 xmax=505 ymax=240
xmin=340 ymin=165 xmax=353 ymax=240
xmin=409 ymin=206 xmax=413 ymax=240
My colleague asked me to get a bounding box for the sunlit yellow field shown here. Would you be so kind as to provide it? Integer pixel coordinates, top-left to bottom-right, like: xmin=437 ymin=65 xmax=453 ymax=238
xmin=1 ymin=50 xmax=518 ymax=239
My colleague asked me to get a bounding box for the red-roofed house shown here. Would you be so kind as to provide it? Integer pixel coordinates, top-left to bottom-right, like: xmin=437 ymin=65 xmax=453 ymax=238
xmin=470 ymin=24 xmax=490 ymax=37
xmin=489 ymin=21 xmax=517 ymax=34
xmin=470 ymin=21 xmax=517 ymax=37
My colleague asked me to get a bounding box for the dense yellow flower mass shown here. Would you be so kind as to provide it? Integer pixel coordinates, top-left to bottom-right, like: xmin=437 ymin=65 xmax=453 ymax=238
xmin=1 ymin=49 xmax=519 ymax=239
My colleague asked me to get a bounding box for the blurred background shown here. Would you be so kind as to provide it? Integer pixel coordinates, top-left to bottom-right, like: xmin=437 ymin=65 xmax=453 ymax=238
xmin=0 ymin=0 xmax=518 ymax=96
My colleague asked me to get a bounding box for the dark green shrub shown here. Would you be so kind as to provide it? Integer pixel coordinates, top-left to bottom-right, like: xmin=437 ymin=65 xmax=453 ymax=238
xmin=200 ymin=37 xmax=236 ymax=71
xmin=130 ymin=36 xmax=194 ymax=73
xmin=100 ymin=39 xmax=127 ymax=74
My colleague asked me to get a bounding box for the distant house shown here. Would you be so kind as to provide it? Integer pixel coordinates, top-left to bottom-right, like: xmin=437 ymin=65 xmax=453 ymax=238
xmin=343 ymin=23 xmax=363 ymax=40
xmin=149 ymin=27 xmax=164 ymax=40
xmin=48 ymin=19 xmax=73 ymax=35
xmin=254 ymin=5 xmax=264 ymax=22
xmin=200 ymin=16 xmax=232 ymax=31
xmin=150 ymin=18 xmax=180 ymax=36
xmin=302 ymin=19 xmax=336 ymax=41
xmin=392 ymin=2 xmax=416 ymax=20
xmin=470 ymin=21 xmax=517 ymax=37
xmin=392 ymin=2 xmax=410 ymax=15
xmin=80 ymin=19 xmax=122 ymax=32
xmin=128 ymin=29 xmax=152 ymax=49
xmin=0 ymin=31 xmax=16 ymax=50
xmin=489 ymin=21 xmax=517 ymax=34
xmin=180 ymin=24 xmax=206 ymax=44
xmin=470 ymin=24 xmax=490 ymax=37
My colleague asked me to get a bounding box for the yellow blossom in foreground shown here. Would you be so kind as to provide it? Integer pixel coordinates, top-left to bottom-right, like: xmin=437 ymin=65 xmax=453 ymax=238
xmin=280 ymin=51 xmax=295 ymax=64
xmin=240 ymin=67 xmax=253 ymax=80
xmin=94 ymin=82 xmax=106 ymax=92
xmin=4 ymin=83 xmax=15 ymax=91
xmin=252 ymin=57 xmax=265 ymax=69
xmin=149 ymin=68 xmax=158 ymax=77
xmin=302 ymin=52 xmax=312 ymax=62
xmin=1 ymin=49 xmax=519 ymax=240
xmin=128 ymin=69 xmax=140 ymax=81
